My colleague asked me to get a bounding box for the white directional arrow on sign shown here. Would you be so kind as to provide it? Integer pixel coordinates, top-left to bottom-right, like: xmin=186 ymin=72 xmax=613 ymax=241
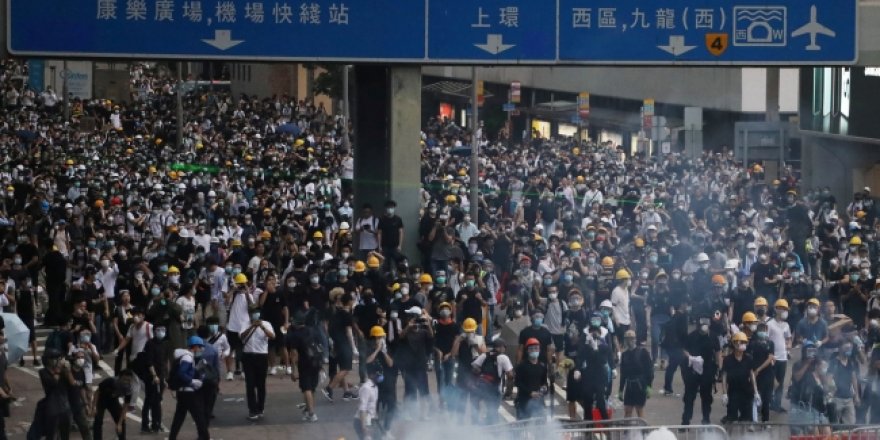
xmin=475 ymin=34 xmax=515 ymax=55
xmin=202 ymin=30 xmax=244 ymax=51
xmin=657 ymin=35 xmax=696 ymax=56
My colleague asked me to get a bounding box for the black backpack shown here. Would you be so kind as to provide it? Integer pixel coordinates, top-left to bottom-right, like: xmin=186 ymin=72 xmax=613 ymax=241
xmin=302 ymin=329 xmax=325 ymax=370
xmin=479 ymin=353 xmax=501 ymax=385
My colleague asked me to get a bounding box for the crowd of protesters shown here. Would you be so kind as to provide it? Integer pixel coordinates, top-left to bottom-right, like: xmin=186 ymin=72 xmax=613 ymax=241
xmin=0 ymin=58 xmax=873 ymax=439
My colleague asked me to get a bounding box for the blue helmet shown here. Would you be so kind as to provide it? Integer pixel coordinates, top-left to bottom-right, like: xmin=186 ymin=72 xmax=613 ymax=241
xmin=187 ymin=336 xmax=205 ymax=348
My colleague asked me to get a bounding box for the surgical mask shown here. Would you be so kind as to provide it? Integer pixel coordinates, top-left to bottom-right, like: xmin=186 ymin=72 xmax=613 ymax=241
xmin=466 ymin=280 xmax=475 ymax=288
xmin=169 ymin=275 xmax=180 ymax=284
xmin=338 ymin=269 xmax=348 ymax=277
xmin=209 ymin=324 xmax=219 ymax=334
xmin=390 ymin=311 xmax=398 ymax=319
xmin=543 ymin=278 xmax=552 ymax=286
xmin=155 ymin=329 xmax=166 ymax=339
xmin=672 ymin=273 xmax=681 ymax=280
xmin=400 ymin=287 xmax=410 ymax=295
xmin=700 ymin=324 xmax=709 ymax=333
xmin=852 ymin=273 xmax=861 ymax=282
xmin=151 ymin=287 xmax=161 ymax=296
xmin=251 ymin=312 xmax=261 ymax=321
xmin=563 ymin=274 xmax=573 ymax=283
xmin=287 ymin=280 xmax=296 ymax=288
xmin=532 ymin=318 xmax=543 ymax=327
xmin=648 ymin=255 xmax=658 ymax=264
xmin=737 ymin=343 xmax=747 ymax=351
xmin=13 ymin=258 xmax=21 ymax=265
xmin=439 ymin=309 xmax=451 ymax=318
xmin=232 ymin=268 xmax=242 ymax=275
xmin=549 ymin=293 xmax=558 ymax=300
xmin=807 ymin=307 xmax=818 ymax=317
xmin=80 ymin=334 xmax=91 ymax=343
xmin=226 ymin=265 xmax=233 ymax=274
xmin=193 ymin=351 xmax=203 ymax=360
xmin=394 ymin=292 xmax=402 ymax=300
xmin=310 ymin=276 xmax=320 ymax=284
xmin=514 ymin=310 xmax=523 ymax=317
xmin=436 ymin=276 xmax=446 ymax=284
xmin=528 ymin=351 xmax=540 ymax=360
xmin=386 ymin=208 xmax=395 ymax=215
xmin=778 ymin=310 xmax=789 ymax=320
xmin=587 ymin=257 xmax=596 ymax=265
xmin=748 ymin=324 xmax=757 ymax=332
xmin=75 ymin=358 xmax=86 ymax=367
xmin=756 ymin=331 xmax=768 ymax=339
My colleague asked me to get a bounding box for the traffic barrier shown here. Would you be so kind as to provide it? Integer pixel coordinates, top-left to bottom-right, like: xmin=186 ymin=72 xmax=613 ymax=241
xmin=726 ymin=422 xmax=874 ymax=439
xmin=554 ymin=424 xmax=729 ymax=440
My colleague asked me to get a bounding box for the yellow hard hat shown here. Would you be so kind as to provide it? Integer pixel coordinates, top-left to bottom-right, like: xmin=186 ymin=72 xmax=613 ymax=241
xmin=458 ymin=168 xmax=467 ymax=176
xmin=94 ymin=199 xmax=105 ymax=208
xmin=148 ymin=166 xmax=157 ymax=174
xmin=572 ymin=147 xmax=580 ymax=156
xmin=65 ymin=159 xmax=74 ymax=165
xmin=857 ymin=210 xmax=867 ymax=219
xmin=569 ymin=241 xmax=582 ymax=251
xmin=313 ymin=231 xmax=324 ymax=239
xmin=168 ymin=171 xmax=178 ymax=180
xmin=742 ymin=312 xmax=758 ymax=323
xmin=731 ymin=332 xmax=749 ymax=343
xmin=772 ymin=179 xmax=781 ymax=185
xmin=354 ymin=261 xmax=366 ymax=272
xmin=260 ymin=230 xmax=272 ymax=239
xmin=294 ymin=139 xmax=305 ymax=147
xmin=234 ymin=273 xmax=248 ymax=284
xmin=807 ymin=298 xmax=821 ymax=307
xmin=231 ymin=239 xmax=242 ymax=247
xmin=615 ymin=269 xmax=631 ymax=280
xmin=155 ymin=138 xmax=162 ymax=145
xmin=445 ymin=194 xmax=457 ymax=203
xmin=367 ymin=256 xmax=380 ymax=268
xmin=601 ymin=256 xmax=614 ymax=267
xmin=419 ymin=273 xmax=433 ymax=284
xmin=850 ymin=236 xmax=863 ymax=246
xmin=390 ymin=283 xmax=401 ymax=292
xmin=634 ymin=237 xmax=645 ymax=248
xmin=245 ymin=155 xmax=254 ymax=161
xmin=462 ymin=318 xmax=478 ymax=332
xmin=576 ymin=176 xmax=585 ymax=183
xmin=370 ymin=326 xmax=386 ymax=338
xmin=754 ymin=297 xmax=768 ymax=307
xmin=775 ymin=299 xmax=789 ymax=310
xmin=167 ymin=266 xmax=180 ymax=274
xmin=307 ymin=148 xmax=314 ymax=153
xmin=438 ymin=302 xmax=452 ymax=310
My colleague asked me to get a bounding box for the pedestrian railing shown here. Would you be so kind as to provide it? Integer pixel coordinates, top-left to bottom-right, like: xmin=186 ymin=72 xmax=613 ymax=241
xmin=726 ymin=422 xmax=874 ymax=439
xmin=482 ymin=423 xmax=725 ymax=440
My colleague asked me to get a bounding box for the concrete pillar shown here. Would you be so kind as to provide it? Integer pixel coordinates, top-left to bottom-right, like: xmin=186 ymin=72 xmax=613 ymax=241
xmin=766 ymin=68 xmax=780 ymax=122
xmin=353 ymin=66 xmax=421 ymax=263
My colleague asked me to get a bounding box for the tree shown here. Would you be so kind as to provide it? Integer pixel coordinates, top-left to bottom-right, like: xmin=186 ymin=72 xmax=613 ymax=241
xmin=307 ymin=64 xmax=344 ymax=100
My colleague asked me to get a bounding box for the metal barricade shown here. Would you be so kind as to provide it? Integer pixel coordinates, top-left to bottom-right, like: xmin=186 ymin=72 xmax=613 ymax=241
xmin=481 ymin=417 xmax=648 ymax=439
xmin=848 ymin=425 xmax=880 ymax=440
xmin=560 ymin=418 xmax=649 ymax=430
xmin=553 ymin=425 xmax=730 ymax=440
xmin=726 ymin=422 xmax=872 ymax=439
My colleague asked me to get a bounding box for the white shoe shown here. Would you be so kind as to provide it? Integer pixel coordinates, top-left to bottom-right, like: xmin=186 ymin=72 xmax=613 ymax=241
xmin=226 ymin=372 xmax=234 ymax=381
xmin=269 ymin=366 xmax=277 ymax=376
xmin=286 ymin=366 xmax=293 ymax=375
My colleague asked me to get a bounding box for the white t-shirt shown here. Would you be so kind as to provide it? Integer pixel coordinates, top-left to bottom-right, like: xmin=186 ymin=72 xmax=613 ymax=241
xmin=355 ymin=380 xmax=379 ymax=422
xmin=126 ymin=321 xmax=152 ymax=355
xmin=767 ymin=318 xmax=792 ymax=361
xmin=471 ymin=352 xmax=514 ymax=393
xmin=611 ymin=285 xmax=632 ymax=326
xmin=227 ymin=289 xmax=255 ymax=333
xmin=355 ymin=216 xmax=379 ymax=250
xmin=241 ymin=321 xmax=274 ymax=354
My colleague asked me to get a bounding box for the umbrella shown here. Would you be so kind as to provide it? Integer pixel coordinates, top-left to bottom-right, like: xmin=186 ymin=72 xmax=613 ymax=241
xmin=277 ymin=123 xmax=301 ymax=136
xmin=450 ymin=146 xmax=473 ymax=157
xmin=498 ymin=316 xmax=531 ymax=354
xmin=0 ymin=313 xmax=30 ymax=364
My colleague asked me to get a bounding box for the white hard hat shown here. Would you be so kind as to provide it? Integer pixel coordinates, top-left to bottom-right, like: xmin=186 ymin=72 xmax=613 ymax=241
xmin=599 ymin=300 xmax=613 ymax=309
xmin=207 ymin=190 xmax=216 ymax=197
xmin=696 ymin=252 xmax=710 ymax=262
xmin=153 ymin=184 xmax=163 ymax=191
xmin=339 ymin=222 xmax=350 ymax=230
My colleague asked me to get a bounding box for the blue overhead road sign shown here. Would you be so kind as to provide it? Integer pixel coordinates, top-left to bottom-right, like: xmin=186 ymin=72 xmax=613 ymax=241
xmin=8 ymin=0 xmax=857 ymax=64
xmin=8 ymin=0 xmax=426 ymax=61
xmin=558 ymin=0 xmax=858 ymax=63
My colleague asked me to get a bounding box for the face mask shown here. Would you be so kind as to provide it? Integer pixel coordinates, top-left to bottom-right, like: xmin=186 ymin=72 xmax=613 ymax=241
xmin=549 ymin=293 xmax=558 ymax=300
xmin=374 ymin=374 xmax=385 ymax=384
xmin=807 ymin=307 xmax=818 ymax=317
xmin=748 ymin=324 xmax=757 ymax=332
xmin=251 ymin=312 xmax=261 ymax=321
xmin=528 ymin=351 xmax=540 ymax=360
xmin=386 ymin=208 xmax=395 ymax=215
xmin=841 ymin=347 xmax=853 ymax=357
xmin=159 ymin=265 xmax=169 ymax=273
xmin=778 ymin=310 xmax=789 ymax=320
xmin=786 ymin=261 xmax=796 ymax=268
xmin=394 ymin=292 xmax=402 ymax=300
xmin=75 ymin=358 xmax=86 ymax=367
xmin=466 ymin=280 xmax=476 ymax=288
xmin=193 ymin=350 xmax=203 ymax=360
xmin=436 ymin=276 xmax=446 ymax=284
xmin=700 ymin=324 xmax=709 ymax=333
xmin=532 ymin=318 xmax=543 ymax=327
xmin=737 ymin=343 xmax=747 ymax=351
xmin=852 ymin=274 xmax=861 ymax=282
xmin=819 ymin=364 xmax=828 ymax=375
xmin=209 ymin=324 xmax=219 ymax=334
xmin=310 ymin=276 xmax=320 ymax=284
xmin=563 ymin=274 xmax=573 ymax=283
xmin=341 ymin=252 xmax=350 ymax=259
xmin=155 ymin=329 xmax=166 ymax=339
xmin=338 ymin=269 xmax=349 ymax=277
xmin=400 ymin=287 xmax=410 ymax=295
xmin=169 ymin=275 xmax=180 ymax=284
xmin=587 ymin=257 xmax=596 ymax=265
xmin=80 ymin=334 xmax=91 ymax=343
xmin=756 ymin=331 xmax=768 ymax=339
xmin=226 ymin=266 xmax=233 ymax=274
xmin=232 ymin=268 xmax=242 ymax=275
xmin=672 ymin=273 xmax=681 ymax=280
xmin=440 ymin=309 xmax=451 ymax=318
xmin=543 ymin=278 xmax=552 ymax=286
xmin=648 ymin=256 xmax=658 ymax=264
xmin=151 ymin=287 xmax=161 ymax=296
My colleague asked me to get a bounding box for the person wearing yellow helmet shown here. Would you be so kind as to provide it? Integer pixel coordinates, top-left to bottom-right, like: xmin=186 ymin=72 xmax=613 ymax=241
xmin=766 ymin=297 xmax=792 ymax=412
xmin=450 ymin=313 xmax=486 ymax=416
xmin=721 ymin=331 xmax=759 ymax=424
xmin=611 ymin=269 xmax=633 ymax=342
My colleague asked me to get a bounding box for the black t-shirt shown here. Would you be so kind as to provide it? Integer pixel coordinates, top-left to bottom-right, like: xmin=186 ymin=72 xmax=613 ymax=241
xmin=353 ymin=301 xmax=380 ymax=336
xmin=747 ymin=338 xmax=775 ymax=378
xmin=429 ymin=287 xmax=454 ymax=317
xmin=685 ymin=330 xmax=721 ymax=369
xmin=519 ymin=326 xmax=553 ymax=362
xmin=260 ymin=291 xmax=287 ymax=327
xmin=377 ymin=215 xmax=404 ymax=248
xmin=722 ymin=353 xmax=754 ymax=390
xmin=286 ymin=326 xmax=318 ymax=371
xmin=514 ymin=360 xmax=547 ymax=402
xmin=433 ymin=320 xmax=458 ymax=354
xmin=829 ymin=357 xmax=858 ymax=398
xmin=328 ymin=308 xmax=353 ymax=348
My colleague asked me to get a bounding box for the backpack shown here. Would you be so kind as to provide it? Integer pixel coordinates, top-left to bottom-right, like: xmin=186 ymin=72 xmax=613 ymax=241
xmin=196 ymin=357 xmax=220 ymax=386
xmin=302 ymin=329 xmax=325 ymax=370
xmin=44 ymin=329 xmax=64 ymax=353
xmin=478 ymin=353 xmax=501 ymax=385
xmin=167 ymin=357 xmax=185 ymax=391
